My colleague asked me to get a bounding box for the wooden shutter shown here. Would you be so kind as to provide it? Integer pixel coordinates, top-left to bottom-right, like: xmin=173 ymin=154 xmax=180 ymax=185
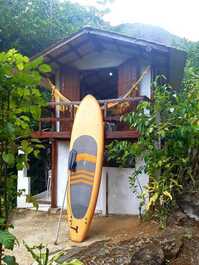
xmin=61 ymin=66 xmax=80 ymax=100
xmin=118 ymin=59 xmax=138 ymax=97
xmin=60 ymin=66 xmax=80 ymax=131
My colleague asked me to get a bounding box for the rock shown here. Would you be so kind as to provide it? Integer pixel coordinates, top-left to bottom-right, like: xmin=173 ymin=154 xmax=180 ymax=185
xmin=157 ymin=226 xmax=184 ymax=259
xmin=177 ymin=191 xmax=199 ymax=221
xmin=167 ymin=209 xmax=188 ymax=226
xmin=130 ymin=242 xmax=164 ymax=265
xmin=172 ymin=236 xmax=199 ymax=265
xmin=58 ymin=218 xmax=199 ymax=265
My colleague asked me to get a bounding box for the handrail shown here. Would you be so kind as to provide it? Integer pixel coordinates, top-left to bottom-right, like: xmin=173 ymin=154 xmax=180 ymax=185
xmin=48 ymin=96 xmax=149 ymax=107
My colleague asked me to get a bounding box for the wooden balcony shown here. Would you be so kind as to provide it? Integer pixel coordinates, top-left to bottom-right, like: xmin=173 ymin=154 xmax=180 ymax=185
xmin=32 ymin=96 xmax=148 ymax=141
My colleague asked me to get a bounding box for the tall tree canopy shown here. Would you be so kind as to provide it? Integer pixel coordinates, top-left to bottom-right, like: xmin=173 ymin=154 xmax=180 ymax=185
xmin=0 ymin=0 xmax=110 ymax=57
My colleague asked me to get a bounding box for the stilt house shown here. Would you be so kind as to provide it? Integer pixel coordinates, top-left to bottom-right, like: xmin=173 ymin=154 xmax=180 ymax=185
xmin=17 ymin=27 xmax=186 ymax=214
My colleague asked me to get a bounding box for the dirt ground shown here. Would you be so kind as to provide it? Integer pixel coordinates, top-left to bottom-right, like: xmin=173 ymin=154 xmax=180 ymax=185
xmin=9 ymin=209 xmax=160 ymax=265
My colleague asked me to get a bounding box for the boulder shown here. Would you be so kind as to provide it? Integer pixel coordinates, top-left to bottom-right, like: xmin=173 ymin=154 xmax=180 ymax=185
xmin=177 ymin=191 xmax=199 ymax=220
xmin=167 ymin=209 xmax=188 ymax=226
xmin=172 ymin=236 xmax=199 ymax=265
xmin=157 ymin=226 xmax=184 ymax=259
xmin=130 ymin=242 xmax=164 ymax=265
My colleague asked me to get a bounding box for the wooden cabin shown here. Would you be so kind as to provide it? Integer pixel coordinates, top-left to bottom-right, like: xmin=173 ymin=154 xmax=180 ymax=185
xmin=17 ymin=27 xmax=186 ymax=213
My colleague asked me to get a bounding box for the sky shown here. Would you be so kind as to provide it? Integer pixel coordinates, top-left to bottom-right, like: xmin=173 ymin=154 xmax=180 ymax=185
xmin=72 ymin=0 xmax=199 ymax=42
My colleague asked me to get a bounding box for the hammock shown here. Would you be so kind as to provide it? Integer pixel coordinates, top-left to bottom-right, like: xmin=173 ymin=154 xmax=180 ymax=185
xmin=42 ymin=66 xmax=150 ymax=113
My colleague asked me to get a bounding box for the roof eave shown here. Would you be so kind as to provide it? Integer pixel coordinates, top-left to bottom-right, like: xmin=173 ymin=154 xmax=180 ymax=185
xmin=31 ymin=26 xmax=186 ymax=61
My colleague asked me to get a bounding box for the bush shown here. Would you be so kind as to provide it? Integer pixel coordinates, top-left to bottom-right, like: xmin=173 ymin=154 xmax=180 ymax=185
xmin=107 ymin=75 xmax=199 ymax=225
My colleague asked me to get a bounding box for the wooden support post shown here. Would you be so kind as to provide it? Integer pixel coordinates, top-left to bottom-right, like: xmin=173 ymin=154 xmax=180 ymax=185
xmin=71 ymin=105 xmax=75 ymax=121
xmin=104 ymin=102 xmax=108 ymax=121
xmin=51 ymin=140 xmax=57 ymax=208
xmin=105 ymin=171 xmax=109 ymax=217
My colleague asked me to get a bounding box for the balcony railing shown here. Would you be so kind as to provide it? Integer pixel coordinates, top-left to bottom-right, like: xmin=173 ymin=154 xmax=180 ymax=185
xmin=32 ymin=96 xmax=149 ymax=140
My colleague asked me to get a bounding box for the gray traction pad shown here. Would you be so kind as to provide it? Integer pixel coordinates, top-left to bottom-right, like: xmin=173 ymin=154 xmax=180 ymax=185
xmin=70 ymin=135 xmax=97 ymax=219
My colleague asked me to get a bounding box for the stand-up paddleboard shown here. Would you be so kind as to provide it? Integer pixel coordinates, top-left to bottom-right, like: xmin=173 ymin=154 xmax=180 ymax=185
xmin=67 ymin=95 xmax=104 ymax=242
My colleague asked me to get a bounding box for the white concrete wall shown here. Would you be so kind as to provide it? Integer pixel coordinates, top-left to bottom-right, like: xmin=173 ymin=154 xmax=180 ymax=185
xmin=17 ymin=167 xmax=32 ymax=208
xmin=56 ymin=141 xmax=148 ymax=215
xmin=101 ymin=163 xmax=148 ymax=215
xmin=57 ymin=141 xmax=70 ymax=208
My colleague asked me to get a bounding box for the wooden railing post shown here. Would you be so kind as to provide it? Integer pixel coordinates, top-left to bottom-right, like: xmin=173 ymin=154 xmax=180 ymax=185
xmin=103 ymin=102 xmax=107 ymax=121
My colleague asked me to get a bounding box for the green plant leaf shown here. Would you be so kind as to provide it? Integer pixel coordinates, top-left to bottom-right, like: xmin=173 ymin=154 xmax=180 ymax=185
xmin=26 ymin=195 xmax=39 ymax=210
xmin=0 ymin=230 xmax=16 ymax=250
xmin=2 ymin=152 xmax=15 ymax=166
xmin=163 ymin=191 xmax=172 ymax=200
xmin=16 ymin=62 xmax=24 ymax=71
xmin=3 ymin=255 xmax=19 ymax=265
xmin=39 ymin=64 xmax=51 ymax=73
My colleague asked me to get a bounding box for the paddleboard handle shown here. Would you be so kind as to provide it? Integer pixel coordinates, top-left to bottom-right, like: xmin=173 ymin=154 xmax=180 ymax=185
xmin=68 ymin=149 xmax=77 ymax=171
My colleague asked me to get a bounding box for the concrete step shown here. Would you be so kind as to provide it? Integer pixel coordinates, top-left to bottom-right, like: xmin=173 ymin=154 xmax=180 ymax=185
xmin=31 ymin=203 xmax=51 ymax=212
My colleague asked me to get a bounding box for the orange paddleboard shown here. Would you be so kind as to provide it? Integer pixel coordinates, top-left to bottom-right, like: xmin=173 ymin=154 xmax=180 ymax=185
xmin=67 ymin=95 xmax=104 ymax=242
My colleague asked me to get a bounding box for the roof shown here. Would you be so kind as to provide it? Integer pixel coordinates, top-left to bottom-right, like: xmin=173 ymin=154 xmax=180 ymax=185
xmin=33 ymin=26 xmax=187 ymax=87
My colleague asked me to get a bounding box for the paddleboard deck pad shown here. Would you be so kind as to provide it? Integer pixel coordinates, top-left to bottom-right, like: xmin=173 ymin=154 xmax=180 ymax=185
xmin=67 ymin=95 xmax=104 ymax=242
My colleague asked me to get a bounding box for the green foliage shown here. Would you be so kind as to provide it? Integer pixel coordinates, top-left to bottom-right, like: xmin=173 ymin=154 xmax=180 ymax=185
xmin=3 ymin=256 xmax=18 ymax=265
xmin=0 ymin=48 xmax=48 ymax=208
xmin=0 ymin=231 xmax=19 ymax=265
xmin=26 ymin=194 xmax=39 ymax=210
xmin=107 ymin=140 xmax=135 ymax=168
xmin=0 ymin=0 xmax=110 ymax=56
xmin=184 ymin=42 xmax=199 ymax=80
xmin=24 ymin=242 xmax=84 ymax=265
xmin=107 ymin=76 xmax=199 ymax=225
xmin=0 ymin=49 xmax=49 ymax=263
xmin=0 ymin=230 xmax=16 ymax=250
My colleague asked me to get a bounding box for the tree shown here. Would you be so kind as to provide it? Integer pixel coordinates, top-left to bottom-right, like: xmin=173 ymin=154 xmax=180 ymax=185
xmin=0 ymin=49 xmax=50 ymax=264
xmin=0 ymin=0 xmax=110 ymax=57
xmin=184 ymin=41 xmax=199 ymax=80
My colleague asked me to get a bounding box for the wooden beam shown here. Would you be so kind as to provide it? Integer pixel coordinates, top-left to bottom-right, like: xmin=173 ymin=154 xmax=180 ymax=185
xmin=59 ymin=50 xmax=92 ymax=66
xmin=54 ymin=39 xmax=89 ymax=61
xmin=40 ymin=117 xmax=73 ymax=123
xmin=106 ymin=130 xmax=140 ymax=139
xmin=89 ymin=34 xmax=104 ymax=52
xmin=51 ymin=140 xmax=57 ymax=208
xmin=46 ymin=55 xmax=64 ymax=67
xmin=32 ymin=131 xmax=71 ymax=139
xmin=32 ymin=130 xmax=139 ymax=140
xmin=68 ymin=43 xmax=82 ymax=58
